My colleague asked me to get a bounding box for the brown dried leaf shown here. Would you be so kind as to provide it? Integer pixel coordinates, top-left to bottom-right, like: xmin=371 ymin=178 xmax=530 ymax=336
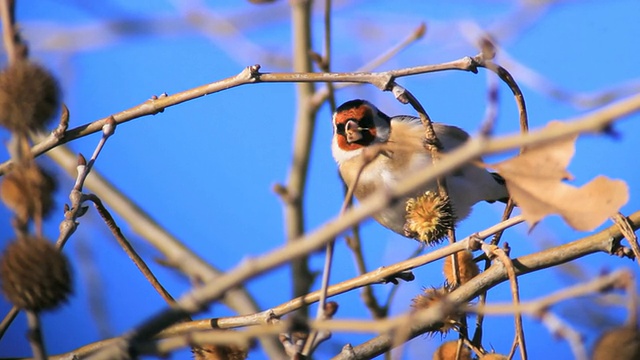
xmin=493 ymin=121 xmax=629 ymax=231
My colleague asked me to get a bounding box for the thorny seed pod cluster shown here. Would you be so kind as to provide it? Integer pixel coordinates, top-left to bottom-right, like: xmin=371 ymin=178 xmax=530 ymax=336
xmin=0 ymin=236 xmax=71 ymax=312
xmin=0 ymin=57 xmax=72 ymax=313
xmin=192 ymin=343 xmax=249 ymax=360
xmin=404 ymin=190 xmax=455 ymax=245
xmin=0 ymin=61 xmax=59 ymax=135
xmin=411 ymin=286 xmax=462 ymax=336
xmin=405 ymin=191 xmax=487 ymax=356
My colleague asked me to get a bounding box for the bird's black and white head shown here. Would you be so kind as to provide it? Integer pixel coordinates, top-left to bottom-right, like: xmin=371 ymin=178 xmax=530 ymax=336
xmin=331 ymin=99 xmax=392 ymax=164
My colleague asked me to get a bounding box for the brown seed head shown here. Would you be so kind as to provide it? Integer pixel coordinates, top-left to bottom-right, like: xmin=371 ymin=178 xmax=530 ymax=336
xmin=444 ymin=250 xmax=480 ymax=286
xmin=411 ymin=287 xmax=461 ymax=335
xmin=404 ymin=191 xmax=454 ymax=245
xmin=593 ymin=326 xmax=640 ymax=360
xmin=433 ymin=340 xmax=472 ymax=360
xmin=0 ymin=162 xmax=56 ymax=226
xmin=0 ymin=236 xmax=72 ymax=311
xmin=192 ymin=343 xmax=248 ymax=360
xmin=0 ymin=61 xmax=60 ymax=134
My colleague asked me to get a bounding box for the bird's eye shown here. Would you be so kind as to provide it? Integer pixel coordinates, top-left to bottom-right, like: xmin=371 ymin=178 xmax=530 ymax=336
xmin=335 ymin=123 xmax=346 ymax=135
xmin=359 ymin=115 xmax=374 ymax=129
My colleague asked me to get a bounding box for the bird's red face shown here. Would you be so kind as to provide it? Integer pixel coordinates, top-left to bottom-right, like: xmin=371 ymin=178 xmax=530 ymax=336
xmin=333 ymin=102 xmax=379 ymax=151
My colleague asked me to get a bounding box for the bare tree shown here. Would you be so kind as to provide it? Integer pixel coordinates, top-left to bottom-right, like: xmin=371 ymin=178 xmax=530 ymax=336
xmin=0 ymin=1 xmax=639 ymax=359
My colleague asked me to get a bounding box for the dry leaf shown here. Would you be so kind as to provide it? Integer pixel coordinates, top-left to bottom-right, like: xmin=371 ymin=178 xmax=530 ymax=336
xmin=492 ymin=121 xmax=629 ymax=231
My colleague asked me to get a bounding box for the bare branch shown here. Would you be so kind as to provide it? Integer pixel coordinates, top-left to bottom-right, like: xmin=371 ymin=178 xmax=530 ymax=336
xmin=0 ymin=56 xmax=486 ymax=176
xmin=86 ymin=194 xmax=180 ymax=307
xmin=26 ymin=311 xmax=47 ymax=360
xmin=285 ymin=0 xmax=317 ymax=308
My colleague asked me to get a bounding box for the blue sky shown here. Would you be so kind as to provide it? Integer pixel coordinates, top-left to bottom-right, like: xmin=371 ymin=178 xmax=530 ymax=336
xmin=1 ymin=1 xmax=639 ymax=359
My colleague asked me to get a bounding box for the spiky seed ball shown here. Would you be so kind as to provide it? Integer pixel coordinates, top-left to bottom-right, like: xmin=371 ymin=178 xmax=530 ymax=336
xmin=0 ymin=61 xmax=60 ymax=134
xmin=592 ymin=326 xmax=640 ymax=360
xmin=404 ymin=191 xmax=454 ymax=245
xmin=411 ymin=287 xmax=461 ymax=335
xmin=444 ymin=250 xmax=480 ymax=286
xmin=433 ymin=341 xmax=472 ymax=360
xmin=192 ymin=343 xmax=248 ymax=360
xmin=0 ymin=236 xmax=72 ymax=311
xmin=0 ymin=162 xmax=56 ymax=225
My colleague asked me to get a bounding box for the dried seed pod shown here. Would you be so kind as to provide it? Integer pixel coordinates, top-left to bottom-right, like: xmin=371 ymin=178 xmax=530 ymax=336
xmin=404 ymin=191 xmax=454 ymax=245
xmin=433 ymin=340 xmax=472 ymax=360
xmin=443 ymin=250 xmax=480 ymax=286
xmin=411 ymin=287 xmax=461 ymax=335
xmin=0 ymin=162 xmax=56 ymax=225
xmin=592 ymin=326 xmax=640 ymax=360
xmin=0 ymin=61 xmax=60 ymax=134
xmin=192 ymin=343 xmax=248 ymax=360
xmin=0 ymin=236 xmax=72 ymax=311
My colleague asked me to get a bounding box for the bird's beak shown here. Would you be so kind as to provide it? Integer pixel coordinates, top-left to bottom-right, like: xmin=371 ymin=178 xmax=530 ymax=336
xmin=345 ymin=120 xmax=363 ymax=144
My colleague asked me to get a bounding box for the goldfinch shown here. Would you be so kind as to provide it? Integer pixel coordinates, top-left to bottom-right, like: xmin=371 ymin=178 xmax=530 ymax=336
xmin=331 ymin=99 xmax=507 ymax=241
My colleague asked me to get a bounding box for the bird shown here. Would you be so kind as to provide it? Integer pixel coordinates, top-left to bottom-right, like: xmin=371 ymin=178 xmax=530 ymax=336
xmin=331 ymin=99 xmax=508 ymax=243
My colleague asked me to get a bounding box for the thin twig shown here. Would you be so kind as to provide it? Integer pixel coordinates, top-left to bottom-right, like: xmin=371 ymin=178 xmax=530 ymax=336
xmin=26 ymin=311 xmax=47 ymax=360
xmin=382 ymin=245 xmax=424 ymax=309
xmin=497 ymin=49 xmax=640 ymax=109
xmin=322 ymin=0 xmax=335 ymax=112
xmin=473 ymin=39 xmax=502 ymax=347
xmin=480 ymin=47 xmax=500 ymax=136
xmin=0 ymin=0 xmax=21 ymax=65
xmin=475 ymin=56 xmax=528 ymax=135
xmin=85 ymin=194 xmax=180 ymax=307
xmin=286 ymin=0 xmax=316 ymax=308
xmin=56 ymin=117 xmax=115 ymax=252
xmin=73 ymin=117 xmax=115 ymax=191
xmin=301 ymin=2 xmax=339 ymax=354
xmin=310 ymin=22 xmax=427 ymax=110
xmin=360 ymin=23 xmax=427 ymax=74
xmin=468 ymin=268 xmax=632 ymax=314
xmin=338 ymin=145 xmax=392 ymax=321
xmin=0 ymin=307 xmax=19 ymax=340
xmin=304 ymin=145 xmax=376 ymax=355
xmin=485 ymin=244 xmax=527 ymax=360
xmin=302 ymin=240 xmax=335 ymax=356
xmin=346 ymin=221 xmax=387 ymax=319
xmin=625 ymin=274 xmax=638 ymax=327
xmin=537 ymin=312 xmax=588 ymax=360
